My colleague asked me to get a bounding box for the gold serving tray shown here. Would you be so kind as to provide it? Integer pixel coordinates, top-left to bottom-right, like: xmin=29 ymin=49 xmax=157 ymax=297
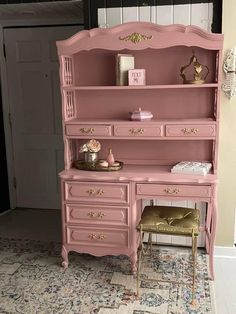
xmin=73 ymin=160 xmax=123 ymax=172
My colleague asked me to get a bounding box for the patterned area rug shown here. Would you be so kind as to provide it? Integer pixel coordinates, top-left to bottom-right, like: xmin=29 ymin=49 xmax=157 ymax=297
xmin=0 ymin=238 xmax=214 ymax=314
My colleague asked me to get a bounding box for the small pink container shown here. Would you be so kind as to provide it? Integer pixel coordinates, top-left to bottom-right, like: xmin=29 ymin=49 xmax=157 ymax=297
xmin=128 ymin=69 xmax=146 ymax=85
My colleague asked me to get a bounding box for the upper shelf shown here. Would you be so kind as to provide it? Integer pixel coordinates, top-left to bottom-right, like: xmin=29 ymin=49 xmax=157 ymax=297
xmin=56 ymin=22 xmax=224 ymax=55
xmin=63 ymin=83 xmax=219 ymax=91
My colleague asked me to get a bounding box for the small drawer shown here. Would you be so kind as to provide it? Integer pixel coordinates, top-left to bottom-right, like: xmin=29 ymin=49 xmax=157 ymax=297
xmin=165 ymin=124 xmax=216 ymax=137
xmin=65 ymin=204 xmax=129 ymax=227
xmin=114 ymin=124 xmax=163 ymax=137
xmin=65 ymin=124 xmax=112 ymax=137
xmin=66 ymin=226 xmax=128 ymax=247
xmin=137 ymin=183 xmax=211 ymax=198
xmin=64 ymin=181 xmax=129 ymax=204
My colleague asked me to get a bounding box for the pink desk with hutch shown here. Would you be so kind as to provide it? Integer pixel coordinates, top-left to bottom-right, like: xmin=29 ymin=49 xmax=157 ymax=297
xmin=56 ymin=22 xmax=223 ymax=280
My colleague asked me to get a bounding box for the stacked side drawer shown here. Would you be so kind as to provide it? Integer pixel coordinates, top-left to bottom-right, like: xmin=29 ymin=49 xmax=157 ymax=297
xmin=63 ymin=181 xmax=130 ymax=248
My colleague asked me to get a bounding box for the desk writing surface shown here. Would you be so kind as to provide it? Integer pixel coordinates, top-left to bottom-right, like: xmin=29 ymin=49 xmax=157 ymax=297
xmin=59 ymin=164 xmax=217 ymax=184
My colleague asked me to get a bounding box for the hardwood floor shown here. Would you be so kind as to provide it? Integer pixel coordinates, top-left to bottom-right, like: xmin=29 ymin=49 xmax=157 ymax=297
xmin=0 ymin=208 xmax=236 ymax=313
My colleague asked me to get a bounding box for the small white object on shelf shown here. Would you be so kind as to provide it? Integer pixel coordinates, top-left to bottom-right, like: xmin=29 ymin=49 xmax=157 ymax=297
xmin=128 ymin=69 xmax=146 ymax=85
xmin=171 ymin=161 xmax=212 ymax=176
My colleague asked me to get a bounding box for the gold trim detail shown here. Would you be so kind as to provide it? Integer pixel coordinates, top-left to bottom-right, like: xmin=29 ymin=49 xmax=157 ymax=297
xmin=119 ymin=32 xmax=153 ymax=44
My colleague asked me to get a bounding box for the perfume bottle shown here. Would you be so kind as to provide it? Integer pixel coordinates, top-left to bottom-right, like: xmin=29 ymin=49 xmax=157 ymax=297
xmin=107 ymin=148 xmax=115 ymax=166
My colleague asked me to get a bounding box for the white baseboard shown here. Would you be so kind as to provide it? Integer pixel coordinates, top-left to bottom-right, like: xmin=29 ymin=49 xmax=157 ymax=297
xmin=0 ymin=209 xmax=12 ymax=217
xmin=214 ymin=246 xmax=236 ymax=258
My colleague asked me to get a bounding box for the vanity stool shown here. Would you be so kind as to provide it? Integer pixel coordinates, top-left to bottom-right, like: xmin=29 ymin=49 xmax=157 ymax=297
xmin=136 ymin=205 xmax=200 ymax=304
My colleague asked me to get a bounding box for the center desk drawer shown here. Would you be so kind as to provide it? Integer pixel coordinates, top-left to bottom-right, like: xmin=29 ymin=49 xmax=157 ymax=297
xmin=65 ymin=124 xmax=112 ymax=137
xmin=114 ymin=124 xmax=163 ymax=137
xmin=65 ymin=204 xmax=129 ymax=227
xmin=137 ymin=184 xmax=211 ymax=198
xmin=65 ymin=182 xmax=129 ymax=204
xmin=67 ymin=226 xmax=128 ymax=247
xmin=166 ymin=124 xmax=216 ymax=137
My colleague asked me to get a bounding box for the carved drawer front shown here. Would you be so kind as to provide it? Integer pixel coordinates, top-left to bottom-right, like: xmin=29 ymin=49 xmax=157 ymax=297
xmin=65 ymin=182 xmax=129 ymax=204
xmin=65 ymin=204 xmax=129 ymax=226
xmin=166 ymin=124 xmax=216 ymax=137
xmin=137 ymin=183 xmax=211 ymax=198
xmin=114 ymin=124 xmax=163 ymax=137
xmin=65 ymin=124 xmax=112 ymax=137
xmin=67 ymin=226 xmax=129 ymax=247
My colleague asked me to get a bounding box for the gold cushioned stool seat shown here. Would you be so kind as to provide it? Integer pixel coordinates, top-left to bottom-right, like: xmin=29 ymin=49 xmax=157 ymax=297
xmin=136 ymin=205 xmax=200 ymax=304
xmin=137 ymin=205 xmax=200 ymax=236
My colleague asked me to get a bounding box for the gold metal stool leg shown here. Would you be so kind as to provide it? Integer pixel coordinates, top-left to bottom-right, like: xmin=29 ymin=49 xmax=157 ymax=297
xmin=191 ymin=229 xmax=198 ymax=305
xmin=137 ymin=225 xmax=143 ymax=297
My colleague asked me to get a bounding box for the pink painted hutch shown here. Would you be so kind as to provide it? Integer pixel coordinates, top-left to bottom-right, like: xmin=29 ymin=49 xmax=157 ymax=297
xmin=56 ymin=22 xmax=223 ymax=279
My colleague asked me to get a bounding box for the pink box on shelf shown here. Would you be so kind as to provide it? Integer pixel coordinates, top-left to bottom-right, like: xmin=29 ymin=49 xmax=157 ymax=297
xmin=128 ymin=69 xmax=146 ymax=85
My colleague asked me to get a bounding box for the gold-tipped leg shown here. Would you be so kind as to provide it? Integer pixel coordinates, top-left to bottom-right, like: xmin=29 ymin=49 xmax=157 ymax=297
xmin=191 ymin=230 xmax=197 ymax=305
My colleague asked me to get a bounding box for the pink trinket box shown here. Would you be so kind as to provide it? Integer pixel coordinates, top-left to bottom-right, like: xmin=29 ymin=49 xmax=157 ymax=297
xmin=130 ymin=107 xmax=153 ymax=121
xmin=128 ymin=69 xmax=146 ymax=85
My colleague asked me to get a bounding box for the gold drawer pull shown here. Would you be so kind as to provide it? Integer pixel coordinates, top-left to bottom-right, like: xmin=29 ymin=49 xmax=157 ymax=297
xmin=97 ymin=212 xmax=106 ymax=218
xmin=88 ymin=233 xmax=107 ymax=240
xmin=98 ymin=234 xmax=106 ymax=240
xmin=129 ymin=128 xmax=144 ymax=135
xmin=86 ymin=189 xmax=96 ymax=196
xmin=80 ymin=127 xmax=94 ymax=134
xmin=181 ymin=128 xmax=199 ymax=135
xmin=86 ymin=189 xmax=104 ymax=196
xmin=88 ymin=233 xmax=97 ymax=240
xmin=88 ymin=211 xmax=106 ymax=219
xmin=88 ymin=211 xmax=96 ymax=218
xmin=164 ymin=188 xmax=180 ymax=194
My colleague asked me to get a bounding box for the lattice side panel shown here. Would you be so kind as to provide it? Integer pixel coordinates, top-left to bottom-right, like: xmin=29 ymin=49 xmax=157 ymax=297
xmin=64 ymin=139 xmax=78 ymax=169
xmin=63 ymin=91 xmax=76 ymax=121
xmin=62 ymin=56 xmax=73 ymax=86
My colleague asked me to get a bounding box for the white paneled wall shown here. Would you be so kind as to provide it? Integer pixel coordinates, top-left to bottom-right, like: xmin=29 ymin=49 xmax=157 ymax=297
xmin=98 ymin=3 xmax=213 ymax=31
xmin=99 ymin=2 xmax=212 ymax=248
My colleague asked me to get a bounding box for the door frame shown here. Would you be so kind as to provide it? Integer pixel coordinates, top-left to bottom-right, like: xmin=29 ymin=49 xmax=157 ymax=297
xmin=0 ymin=18 xmax=83 ymax=209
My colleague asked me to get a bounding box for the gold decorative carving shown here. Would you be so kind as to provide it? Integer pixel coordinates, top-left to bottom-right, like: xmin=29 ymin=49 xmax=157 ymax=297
xmin=119 ymin=32 xmax=152 ymax=44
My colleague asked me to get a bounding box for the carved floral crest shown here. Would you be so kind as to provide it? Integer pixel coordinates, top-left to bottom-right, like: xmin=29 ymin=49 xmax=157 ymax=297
xmin=119 ymin=32 xmax=153 ymax=44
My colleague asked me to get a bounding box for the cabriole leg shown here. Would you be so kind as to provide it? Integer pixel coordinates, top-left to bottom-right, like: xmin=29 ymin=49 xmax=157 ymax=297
xmin=61 ymin=245 xmax=69 ymax=269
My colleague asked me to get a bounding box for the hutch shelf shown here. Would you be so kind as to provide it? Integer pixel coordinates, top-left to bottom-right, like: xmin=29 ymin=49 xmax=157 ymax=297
xmin=56 ymin=22 xmax=223 ymax=278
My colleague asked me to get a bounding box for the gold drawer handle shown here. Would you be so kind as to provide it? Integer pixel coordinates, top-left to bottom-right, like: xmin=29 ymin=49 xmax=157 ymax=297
xmin=86 ymin=189 xmax=96 ymax=196
xmin=97 ymin=189 xmax=104 ymax=196
xmin=164 ymin=188 xmax=180 ymax=194
xmin=86 ymin=189 xmax=104 ymax=196
xmin=181 ymin=128 xmax=199 ymax=135
xmin=88 ymin=233 xmax=97 ymax=240
xmin=88 ymin=211 xmax=106 ymax=219
xmin=97 ymin=212 xmax=106 ymax=218
xmin=80 ymin=127 xmax=94 ymax=134
xmin=88 ymin=233 xmax=107 ymax=240
xmin=98 ymin=234 xmax=106 ymax=240
xmin=129 ymin=128 xmax=144 ymax=135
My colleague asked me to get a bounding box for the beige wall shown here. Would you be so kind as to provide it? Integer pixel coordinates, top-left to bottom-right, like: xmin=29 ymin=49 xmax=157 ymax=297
xmin=217 ymin=0 xmax=236 ymax=246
